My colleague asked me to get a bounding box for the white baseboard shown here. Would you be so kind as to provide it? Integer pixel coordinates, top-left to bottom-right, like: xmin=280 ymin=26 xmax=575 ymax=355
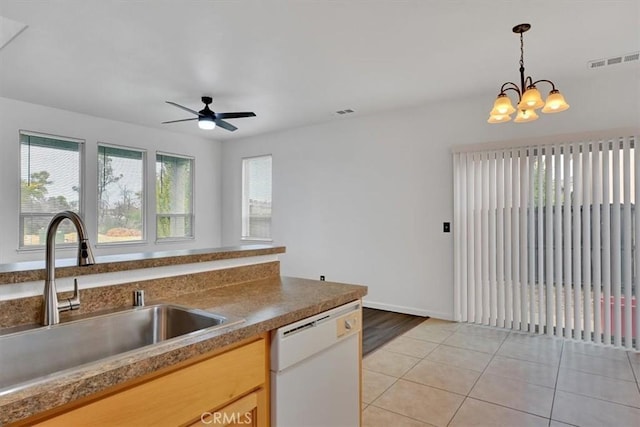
xmin=362 ymin=300 xmax=453 ymax=321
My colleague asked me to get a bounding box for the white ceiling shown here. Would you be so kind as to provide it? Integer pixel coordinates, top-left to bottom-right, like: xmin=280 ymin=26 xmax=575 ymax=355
xmin=0 ymin=0 xmax=638 ymax=141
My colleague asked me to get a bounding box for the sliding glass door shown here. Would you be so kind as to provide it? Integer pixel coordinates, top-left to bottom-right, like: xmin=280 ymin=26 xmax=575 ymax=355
xmin=453 ymin=134 xmax=638 ymax=349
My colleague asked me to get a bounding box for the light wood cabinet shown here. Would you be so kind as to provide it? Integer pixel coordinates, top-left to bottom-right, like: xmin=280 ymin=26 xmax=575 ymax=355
xmin=191 ymin=390 xmax=261 ymax=427
xmin=22 ymin=334 xmax=269 ymax=427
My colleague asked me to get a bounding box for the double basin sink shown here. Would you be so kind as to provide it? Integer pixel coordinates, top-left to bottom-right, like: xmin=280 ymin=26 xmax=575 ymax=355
xmin=0 ymin=304 xmax=241 ymax=394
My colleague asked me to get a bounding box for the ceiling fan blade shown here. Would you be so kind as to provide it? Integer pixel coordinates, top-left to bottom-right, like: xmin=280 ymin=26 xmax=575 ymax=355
xmin=214 ymin=119 xmax=238 ymax=132
xmin=165 ymin=101 xmax=202 ymax=116
xmin=215 ymin=112 xmax=256 ymax=119
xmin=161 ymin=118 xmax=198 ymax=124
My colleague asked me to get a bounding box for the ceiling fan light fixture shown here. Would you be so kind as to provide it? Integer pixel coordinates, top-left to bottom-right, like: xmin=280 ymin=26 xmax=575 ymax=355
xmin=162 ymin=96 xmax=255 ymax=132
xmin=198 ymin=116 xmax=216 ymax=130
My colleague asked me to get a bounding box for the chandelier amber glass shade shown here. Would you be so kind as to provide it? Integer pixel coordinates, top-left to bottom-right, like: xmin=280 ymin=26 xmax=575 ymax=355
xmin=487 ymin=114 xmax=513 ymax=124
xmin=490 ymin=94 xmax=516 ymax=116
xmin=541 ymin=90 xmax=570 ymax=113
xmin=514 ymin=109 xmax=539 ymax=123
xmin=517 ymin=86 xmax=544 ymax=110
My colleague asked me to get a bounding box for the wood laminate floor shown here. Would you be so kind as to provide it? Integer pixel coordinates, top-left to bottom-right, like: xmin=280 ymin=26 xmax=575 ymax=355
xmin=362 ymin=308 xmax=427 ymax=356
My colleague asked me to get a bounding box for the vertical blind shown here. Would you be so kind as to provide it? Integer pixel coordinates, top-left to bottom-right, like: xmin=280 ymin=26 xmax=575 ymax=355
xmin=453 ymin=134 xmax=639 ymax=349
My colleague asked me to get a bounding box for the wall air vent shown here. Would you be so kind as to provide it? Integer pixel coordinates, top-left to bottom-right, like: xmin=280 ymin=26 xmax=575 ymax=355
xmin=588 ymin=51 xmax=639 ymax=69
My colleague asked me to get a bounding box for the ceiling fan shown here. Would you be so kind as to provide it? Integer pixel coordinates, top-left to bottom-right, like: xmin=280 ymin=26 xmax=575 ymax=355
xmin=162 ymin=96 xmax=256 ymax=132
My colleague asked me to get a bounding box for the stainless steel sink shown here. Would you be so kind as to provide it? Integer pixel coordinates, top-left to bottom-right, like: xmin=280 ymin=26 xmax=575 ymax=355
xmin=0 ymin=304 xmax=241 ymax=394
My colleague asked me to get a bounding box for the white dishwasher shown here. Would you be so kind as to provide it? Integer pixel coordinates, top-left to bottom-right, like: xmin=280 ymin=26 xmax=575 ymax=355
xmin=271 ymin=300 xmax=362 ymax=427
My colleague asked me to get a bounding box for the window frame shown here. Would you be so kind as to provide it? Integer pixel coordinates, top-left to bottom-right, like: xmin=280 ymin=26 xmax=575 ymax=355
xmin=155 ymin=151 xmax=195 ymax=242
xmin=241 ymin=154 xmax=273 ymax=242
xmin=95 ymin=142 xmax=147 ymax=247
xmin=18 ymin=130 xmax=85 ymax=251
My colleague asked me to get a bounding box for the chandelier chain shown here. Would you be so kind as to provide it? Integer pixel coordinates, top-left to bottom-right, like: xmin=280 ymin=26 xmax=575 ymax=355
xmin=519 ymin=32 xmax=524 ymax=69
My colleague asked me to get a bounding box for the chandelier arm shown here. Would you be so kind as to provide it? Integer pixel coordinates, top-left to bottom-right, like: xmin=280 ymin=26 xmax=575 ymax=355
xmin=502 ymin=86 xmax=522 ymax=101
xmin=531 ymin=79 xmax=557 ymax=91
xmin=500 ymin=81 xmax=522 ymax=95
xmin=524 ymin=76 xmax=534 ymax=88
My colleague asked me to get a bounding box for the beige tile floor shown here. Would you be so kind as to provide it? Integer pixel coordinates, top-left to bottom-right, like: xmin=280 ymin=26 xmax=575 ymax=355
xmin=362 ymin=318 xmax=640 ymax=427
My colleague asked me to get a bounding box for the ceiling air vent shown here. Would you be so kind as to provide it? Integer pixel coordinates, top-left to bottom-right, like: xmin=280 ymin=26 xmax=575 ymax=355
xmin=624 ymin=52 xmax=640 ymax=62
xmin=588 ymin=51 xmax=639 ymax=69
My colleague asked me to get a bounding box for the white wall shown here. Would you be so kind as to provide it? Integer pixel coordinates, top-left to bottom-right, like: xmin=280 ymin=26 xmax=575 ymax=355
xmin=0 ymin=96 xmax=223 ymax=263
xmin=221 ymin=70 xmax=640 ymax=319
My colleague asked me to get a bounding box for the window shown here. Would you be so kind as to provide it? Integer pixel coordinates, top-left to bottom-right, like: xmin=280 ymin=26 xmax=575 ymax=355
xmin=156 ymin=153 xmax=194 ymax=240
xmin=97 ymin=144 xmax=145 ymax=244
xmin=20 ymin=132 xmax=82 ymax=248
xmin=242 ymin=155 xmax=272 ymax=240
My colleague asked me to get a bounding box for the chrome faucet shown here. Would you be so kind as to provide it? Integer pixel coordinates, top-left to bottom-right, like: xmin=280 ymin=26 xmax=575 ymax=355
xmin=42 ymin=211 xmax=95 ymax=326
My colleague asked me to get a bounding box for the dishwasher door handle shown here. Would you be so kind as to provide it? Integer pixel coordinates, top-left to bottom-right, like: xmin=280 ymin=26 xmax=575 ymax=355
xmin=344 ymin=319 xmax=354 ymax=330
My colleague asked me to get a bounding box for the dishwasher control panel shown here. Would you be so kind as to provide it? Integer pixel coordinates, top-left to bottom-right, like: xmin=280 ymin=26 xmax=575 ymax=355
xmin=336 ymin=311 xmax=360 ymax=338
xmin=271 ymin=300 xmax=361 ymax=372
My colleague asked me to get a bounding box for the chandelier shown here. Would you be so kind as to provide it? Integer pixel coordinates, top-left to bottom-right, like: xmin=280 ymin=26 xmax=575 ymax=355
xmin=488 ymin=23 xmax=569 ymax=124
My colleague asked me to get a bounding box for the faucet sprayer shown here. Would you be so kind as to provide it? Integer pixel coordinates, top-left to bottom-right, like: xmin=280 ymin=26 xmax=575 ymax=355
xmin=42 ymin=211 xmax=95 ymax=326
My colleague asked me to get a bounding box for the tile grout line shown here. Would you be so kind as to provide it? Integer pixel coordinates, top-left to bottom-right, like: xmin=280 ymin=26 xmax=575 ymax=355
xmin=560 ymin=343 xmax=640 ymax=410
xmin=464 ymin=395 xmax=556 ymax=421
xmin=551 ymin=388 xmax=640 ymax=410
xmin=559 ymin=364 xmax=638 ymax=383
xmin=368 ymin=319 xmax=640 ymax=426
xmin=449 ymin=327 xmax=565 ymax=423
xmin=366 ymin=402 xmax=439 ymax=427
xmin=396 ymin=325 xmax=495 ymax=400
xmin=364 ymin=320 xmax=455 ymax=426
xmin=362 ymin=319 xmax=448 ymax=415
xmin=627 ymin=351 xmax=640 ymax=395
xmin=547 ymin=337 xmax=564 ymax=425
xmin=382 ymin=322 xmax=467 ymax=426
xmin=427 ymin=328 xmax=467 ymax=427
xmin=445 ymin=325 xmax=512 ymax=426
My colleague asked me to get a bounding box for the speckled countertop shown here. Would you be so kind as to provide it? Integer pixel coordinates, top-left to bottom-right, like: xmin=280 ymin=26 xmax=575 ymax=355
xmin=0 ymin=276 xmax=367 ymax=425
xmin=0 ymin=244 xmax=285 ymax=284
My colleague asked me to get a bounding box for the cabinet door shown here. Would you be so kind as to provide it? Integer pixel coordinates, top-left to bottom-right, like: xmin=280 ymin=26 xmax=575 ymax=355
xmin=34 ymin=338 xmax=266 ymax=426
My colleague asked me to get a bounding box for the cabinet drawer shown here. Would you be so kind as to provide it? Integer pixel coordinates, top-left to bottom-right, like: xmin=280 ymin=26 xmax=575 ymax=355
xmin=190 ymin=391 xmax=258 ymax=427
xmin=36 ymin=338 xmax=266 ymax=426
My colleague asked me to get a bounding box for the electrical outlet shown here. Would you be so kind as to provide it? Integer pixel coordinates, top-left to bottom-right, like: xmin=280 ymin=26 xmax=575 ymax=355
xmin=320 ymin=275 xmax=325 ymax=281
xmin=443 ymin=222 xmax=451 ymax=233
